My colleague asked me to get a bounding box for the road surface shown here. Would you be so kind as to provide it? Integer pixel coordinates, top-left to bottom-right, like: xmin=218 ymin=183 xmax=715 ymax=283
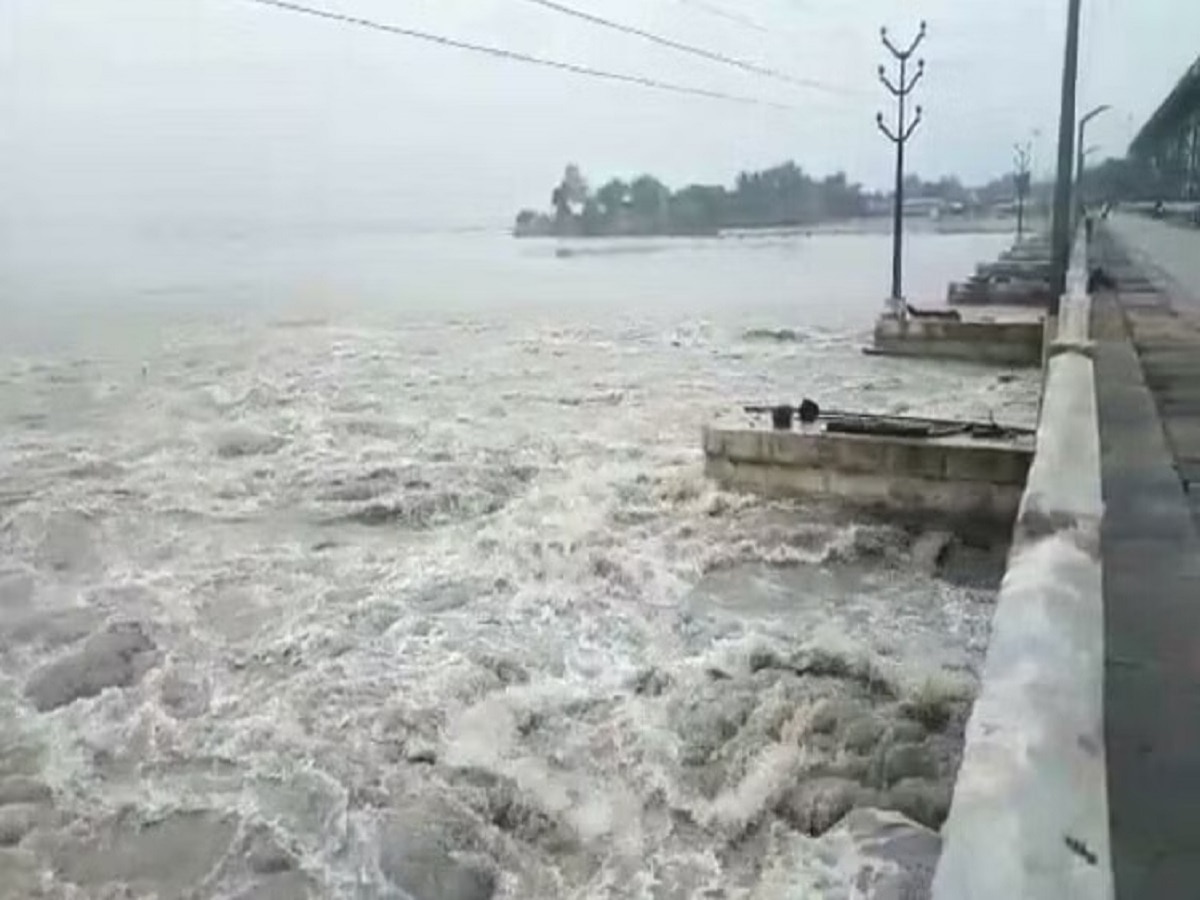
xmin=1096 ymin=215 xmax=1200 ymax=900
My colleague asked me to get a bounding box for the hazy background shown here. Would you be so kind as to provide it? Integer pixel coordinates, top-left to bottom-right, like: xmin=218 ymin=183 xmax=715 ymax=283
xmin=3 ymin=0 xmax=1198 ymax=236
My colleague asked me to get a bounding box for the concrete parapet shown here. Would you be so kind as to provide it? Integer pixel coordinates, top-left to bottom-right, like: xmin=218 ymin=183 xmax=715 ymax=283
xmin=871 ymin=315 xmax=1044 ymax=366
xmin=932 ymin=232 xmax=1114 ymax=900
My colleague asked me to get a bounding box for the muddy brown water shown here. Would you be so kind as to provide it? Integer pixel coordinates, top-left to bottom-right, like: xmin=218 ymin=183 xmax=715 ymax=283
xmin=0 ymin=229 xmax=1037 ymax=898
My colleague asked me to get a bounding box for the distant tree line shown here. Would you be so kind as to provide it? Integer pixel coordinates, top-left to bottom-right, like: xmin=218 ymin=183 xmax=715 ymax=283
xmin=514 ymin=162 xmax=1042 ymax=237
xmin=516 ymin=162 xmax=869 ymax=237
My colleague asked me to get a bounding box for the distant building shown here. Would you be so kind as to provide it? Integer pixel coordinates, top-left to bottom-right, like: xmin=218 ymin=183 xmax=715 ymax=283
xmin=902 ymin=197 xmax=946 ymax=218
xmin=864 ymin=196 xmax=892 ymax=217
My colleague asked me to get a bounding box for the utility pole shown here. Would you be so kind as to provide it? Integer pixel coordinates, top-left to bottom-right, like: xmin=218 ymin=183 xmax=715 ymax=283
xmin=876 ymin=21 xmax=927 ymax=316
xmin=1014 ymin=142 xmax=1032 ymax=241
xmin=1049 ymin=0 xmax=1082 ymax=312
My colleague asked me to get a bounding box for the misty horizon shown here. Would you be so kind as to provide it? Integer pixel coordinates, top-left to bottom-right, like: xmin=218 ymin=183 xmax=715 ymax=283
xmin=4 ymin=0 xmax=1198 ymax=238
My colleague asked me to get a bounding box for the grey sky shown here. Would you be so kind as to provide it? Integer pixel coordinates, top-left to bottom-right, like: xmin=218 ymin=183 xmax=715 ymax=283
xmin=3 ymin=0 xmax=1198 ymax=230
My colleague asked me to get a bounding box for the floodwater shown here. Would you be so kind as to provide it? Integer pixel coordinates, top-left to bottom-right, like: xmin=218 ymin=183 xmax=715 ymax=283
xmin=0 ymin=228 xmax=1038 ymax=899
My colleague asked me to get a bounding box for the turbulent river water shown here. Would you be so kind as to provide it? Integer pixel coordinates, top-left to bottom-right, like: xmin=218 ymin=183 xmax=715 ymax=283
xmin=0 ymin=228 xmax=1038 ymax=899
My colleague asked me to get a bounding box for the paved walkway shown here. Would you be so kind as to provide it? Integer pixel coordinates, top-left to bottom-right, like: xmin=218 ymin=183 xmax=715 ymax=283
xmin=1107 ymin=216 xmax=1200 ymax=300
xmin=1095 ymin=215 xmax=1200 ymax=899
xmin=1106 ymin=216 xmax=1200 ymax=513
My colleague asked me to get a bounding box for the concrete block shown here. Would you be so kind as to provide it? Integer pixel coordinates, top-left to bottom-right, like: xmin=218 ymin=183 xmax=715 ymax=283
xmin=872 ymin=316 xmax=1045 ymax=367
xmin=977 ymin=261 xmax=1053 ymax=280
xmin=882 ymin=440 xmax=949 ymax=480
xmin=702 ymin=425 xmax=1033 ymax=527
xmin=704 ymin=456 xmax=1026 ymax=527
xmin=948 ymin=281 xmax=1055 ymax=308
xmin=830 ymin=434 xmax=892 ymax=475
xmin=944 ymin=445 xmax=1032 ymax=485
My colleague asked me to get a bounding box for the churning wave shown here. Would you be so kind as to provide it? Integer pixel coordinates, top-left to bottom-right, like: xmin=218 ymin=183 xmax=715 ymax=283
xmin=0 ymin=256 xmax=1031 ymax=897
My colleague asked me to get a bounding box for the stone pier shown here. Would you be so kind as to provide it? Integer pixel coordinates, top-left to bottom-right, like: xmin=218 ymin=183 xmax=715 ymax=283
xmin=702 ymin=422 xmax=1034 ymax=529
xmin=870 ymin=315 xmax=1044 ymax=366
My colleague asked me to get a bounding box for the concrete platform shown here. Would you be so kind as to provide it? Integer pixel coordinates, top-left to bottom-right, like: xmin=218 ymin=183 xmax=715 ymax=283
xmin=976 ymin=260 xmax=1053 ymax=280
xmin=1001 ymin=250 xmax=1051 ymax=263
xmin=870 ymin=314 xmax=1044 ymax=366
xmin=702 ymin=419 xmax=1034 ymax=528
xmin=1000 ymin=245 xmax=1050 ymax=264
xmin=944 ymin=236 xmax=1054 ymax=308
xmin=948 ymin=279 xmax=1054 ymax=307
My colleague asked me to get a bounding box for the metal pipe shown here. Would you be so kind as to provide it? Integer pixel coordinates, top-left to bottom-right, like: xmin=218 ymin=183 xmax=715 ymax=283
xmin=742 ymin=405 xmax=1033 ymax=435
xmin=1076 ymin=104 xmax=1112 ymax=220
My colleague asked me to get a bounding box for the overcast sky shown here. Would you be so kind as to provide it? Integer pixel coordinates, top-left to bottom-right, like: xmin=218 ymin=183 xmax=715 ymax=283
xmin=3 ymin=0 xmax=1198 ymax=231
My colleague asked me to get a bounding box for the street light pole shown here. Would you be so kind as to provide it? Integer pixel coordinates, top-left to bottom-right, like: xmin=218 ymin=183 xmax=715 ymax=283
xmin=1076 ymin=104 xmax=1112 ymax=220
xmin=1049 ymin=0 xmax=1082 ymax=312
xmin=1014 ymin=142 xmax=1032 ymax=241
xmin=876 ymin=21 xmax=927 ymax=316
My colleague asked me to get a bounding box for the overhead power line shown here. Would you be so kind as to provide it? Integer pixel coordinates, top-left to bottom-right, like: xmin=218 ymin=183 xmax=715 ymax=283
xmin=676 ymin=0 xmax=844 ymax=45
xmin=517 ymin=0 xmax=855 ymax=95
xmin=244 ymin=0 xmax=796 ymax=109
xmin=678 ymin=0 xmax=770 ymax=34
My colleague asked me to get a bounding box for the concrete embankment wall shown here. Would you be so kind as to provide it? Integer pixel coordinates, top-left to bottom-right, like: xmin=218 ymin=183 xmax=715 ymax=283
xmin=702 ymin=426 xmax=1032 ymax=528
xmin=932 ymin=235 xmax=1114 ymax=898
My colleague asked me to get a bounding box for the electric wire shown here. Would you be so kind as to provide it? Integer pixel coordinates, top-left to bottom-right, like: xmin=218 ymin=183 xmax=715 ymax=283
xmin=516 ymin=0 xmax=857 ymax=95
xmin=244 ymin=0 xmax=800 ymax=109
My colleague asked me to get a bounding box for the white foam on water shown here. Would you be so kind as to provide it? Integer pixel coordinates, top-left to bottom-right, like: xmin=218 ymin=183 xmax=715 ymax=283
xmin=0 ymin=232 xmax=1038 ymax=897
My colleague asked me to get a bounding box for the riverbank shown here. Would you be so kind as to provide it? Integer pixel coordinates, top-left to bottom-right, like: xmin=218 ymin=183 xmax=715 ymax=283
xmin=516 ymin=215 xmax=1037 ymax=241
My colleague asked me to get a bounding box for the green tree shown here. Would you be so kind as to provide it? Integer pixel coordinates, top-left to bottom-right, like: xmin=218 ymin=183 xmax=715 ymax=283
xmin=552 ymin=163 xmax=590 ymax=226
xmin=934 ymin=175 xmax=968 ymax=203
xmin=524 ymin=159 xmax=874 ymax=236
xmin=629 ymin=175 xmax=671 ymax=226
xmin=580 ymin=199 xmax=605 ymax=236
xmin=595 ymin=179 xmax=629 ymax=218
xmin=670 ymin=184 xmax=727 ymax=233
xmin=821 ymin=172 xmax=865 ymax=219
xmin=903 ymin=173 xmax=926 ymax=199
